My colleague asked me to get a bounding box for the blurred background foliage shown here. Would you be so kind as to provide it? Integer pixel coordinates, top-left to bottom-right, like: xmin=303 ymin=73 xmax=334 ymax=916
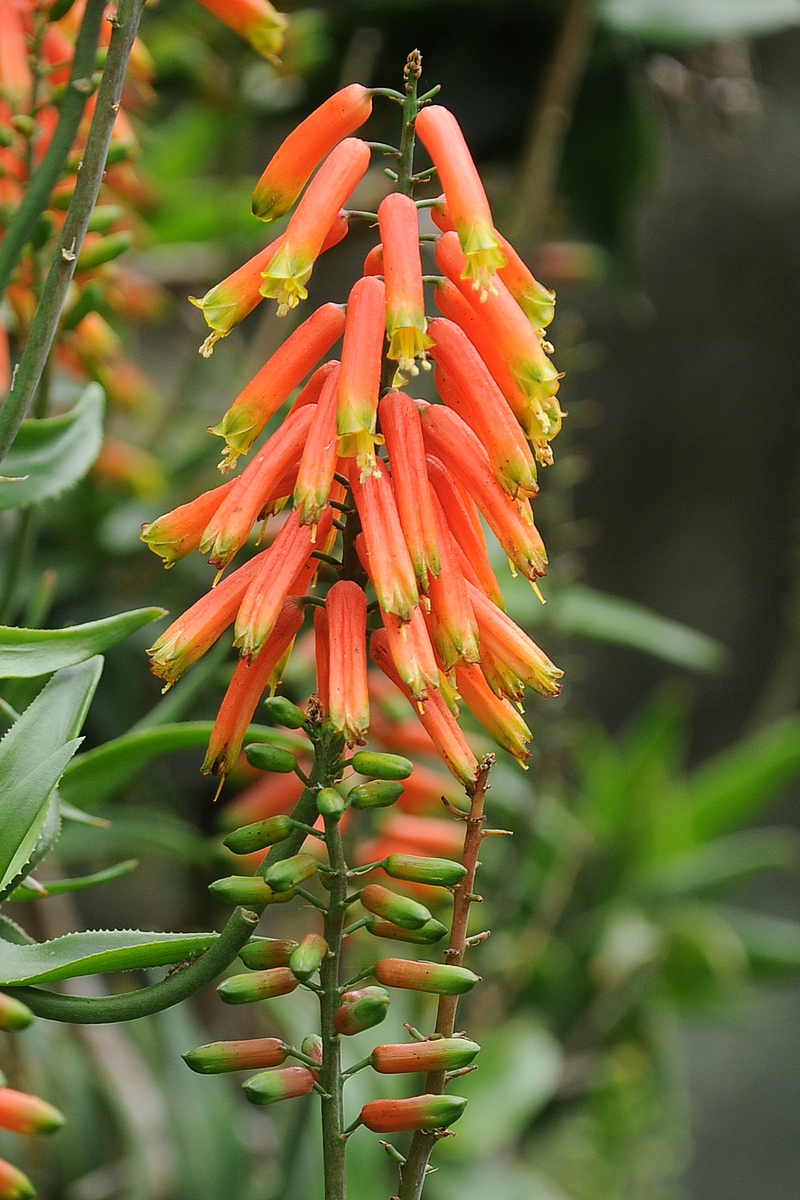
xmin=4 ymin=0 xmax=800 ymax=1197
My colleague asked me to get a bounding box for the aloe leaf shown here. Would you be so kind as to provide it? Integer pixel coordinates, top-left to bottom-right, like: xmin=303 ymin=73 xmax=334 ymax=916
xmin=636 ymin=828 xmax=800 ymax=899
xmin=10 ymin=859 xmax=138 ymax=901
xmin=0 ymin=928 xmax=218 ymax=986
xmin=0 ymin=607 xmax=165 ymax=678
xmin=0 ymin=384 xmax=104 ymax=511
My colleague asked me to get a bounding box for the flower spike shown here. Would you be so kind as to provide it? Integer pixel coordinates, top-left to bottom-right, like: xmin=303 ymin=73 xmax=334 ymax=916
xmin=260 ymin=139 xmax=371 ymax=315
xmin=379 ymin=391 xmax=440 ymax=590
xmin=414 ymin=105 xmax=505 ymax=297
xmin=337 ymin=275 xmax=386 ymax=479
xmin=348 ymin=458 xmax=419 ymax=622
xmin=327 ymin=580 xmax=370 ymax=746
xmin=194 ymin=0 xmax=288 ymax=61
xmin=209 ymin=302 xmax=345 ymax=470
xmin=377 ymin=192 xmax=433 ymax=385
xmin=252 ymin=85 xmax=373 ymax=222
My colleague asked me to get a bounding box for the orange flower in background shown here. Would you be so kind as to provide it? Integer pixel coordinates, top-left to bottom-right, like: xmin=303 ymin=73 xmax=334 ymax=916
xmin=336 ymin=275 xmax=386 ymax=479
xmin=377 ymin=192 xmax=433 ymax=385
xmin=260 ymin=139 xmax=371 ymax=315
xmin=252 ymin=84 xmax=373 ymax=222
xmin=327 ymin=580 xmax=370 ymax=746
xmin=209 ymin=301 xmax=345 ymax=469
xmin=414 ymin=104 xmax=505 ymax=297
xmin=194 ymin=0 xmax=288 ymax=60
xmin=379 ymin=390 xmax=440 ymax=591
xmin=0 ymin=0 xmax=33 ymax=110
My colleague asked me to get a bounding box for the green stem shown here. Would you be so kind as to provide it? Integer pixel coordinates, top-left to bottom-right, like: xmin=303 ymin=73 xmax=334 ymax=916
xmin=0 ymin=0 xmax=105 ymax=301
xmin=0 ymin=507 xmax=36 ymax=624
xmin=320 ymin=805 xmax=348 ymax=1200
xmin=0 ymin=0 xmax=146 ymax=464
xmin=396 ymin=50 xmax=422 ymax=198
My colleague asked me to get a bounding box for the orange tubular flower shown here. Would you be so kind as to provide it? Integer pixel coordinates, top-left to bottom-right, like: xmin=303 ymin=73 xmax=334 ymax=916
xmin=363 ymin=244 xmax=384 ymax=276
xmin=289 ymin=359 xmax=340 ymax=414
xmin=294 ymin=363 xmax=341 ymax=530
xmin=425 ymin=455 xmax=504 ymax=609
xmin=191 ymin=215 xmax=348 ymax=357
xmin=428 ymin=317 xmax=538 ymax=498
xmin=0 ymin=1088 xmax=64 ymax=1137
xmin=377 ymin=192 xmax=433 ymax=384
xmin=349 ymin=458 xmax=419 ymax=622
xmin=202 ymin=597 xmax=306 ymax=778
xmin=371 ymin=630 xmax=478 ymax=786
xmin=260 ymin=139 xmax=371 ymax=316
xmin=201 ymin=403 xmax=317 ymax=571
xmin=326 ymin=580 xmax=369 ymax=746
xmin=414 ymin=105 xmax=505 ymax=297
xmin=141 ymin=479 xmax=237 ymax=567
xmin=0 ymin=1155 xmax=34 ymax=1200
xmin=455 ymin=662 xmax=532 ymax=764
xmin=147 ymin=553 xmax=265 ymax=688
xmin=234 ymin=507 xmax=333 ymax=663
xmin=420 ymin=404 xmax=548 ymax=580
xmin=209 ymin=302 xmax=346 ymax=470
xmin=0 ymin=0 xmax=33 ymax=110
xmin=314 ymin=606 xmax=330 ymax=710
xmin=252 ymin=85 xmax=373 ymax=222
xmin=436 ymin=232 xmax=561 ymax=409
xmin=466 ymin=580 xmax=563 ymax=696
xmin=431 ymin=196 xmax=555 ymax=330
xmin=336 ymin=275 xmax=386 ymax=479
xmin=425 ymin=495 xmax=480 ymax=672
xmin=379 ymin=391 xmax=440 ymax=590
xmin=194 ymin=0 xmax=287 ymax=61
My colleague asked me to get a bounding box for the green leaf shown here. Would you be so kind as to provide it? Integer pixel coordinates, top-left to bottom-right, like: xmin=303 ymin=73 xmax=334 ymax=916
xmin=0 ymin=928 xmax=218 ymax=985
xmin=686 ymin=716 xmax=800 ymax=840
xmin=719 ymin=905 xmax=800 ymax=980
xmin=637 ymin=828 xmax=800 ymax=899
xmin=439 ymin=1017 xmax=563 ymax=1160
xmin=0 ymin=607 xmax=165 ymax=678
xmin=0 ymin=659 xmax=102 ymax=895
xmin=57 ymin=808 xmax=219 ymax=870
xmin=0 ymin=915 xmax=34 ymax=945
xmin=600 ymin=0 xmax=800 ymax=44
xmin=59 ymin=721 xmax=306 ymax=809
xmin=10 ymin=859 xmax=138 ymax=901
xmin=0 ymin=384 xmax=104 ymax=511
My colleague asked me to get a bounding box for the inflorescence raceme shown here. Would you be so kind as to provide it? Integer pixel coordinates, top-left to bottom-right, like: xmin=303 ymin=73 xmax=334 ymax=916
xmin=142 ymin=51 xmax=563 ymax=1194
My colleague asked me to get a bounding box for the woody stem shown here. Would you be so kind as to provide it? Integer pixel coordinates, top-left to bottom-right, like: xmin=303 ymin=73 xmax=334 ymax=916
xmin=396 ymin=756 xmax=494 ymax=1200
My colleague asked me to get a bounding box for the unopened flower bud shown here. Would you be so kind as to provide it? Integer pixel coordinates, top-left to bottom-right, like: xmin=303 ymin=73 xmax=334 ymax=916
xmin=244 ymin=743 xmax=298 ymax=774
xmin=76 ymin=230 xmax=133 ymax=271
xmin=371 ymin=1038 xmax=480 ymax=1074
xmin=0 ymin=1157 xmax=35 ymax=1200
xmin=301 ymin=1034 xmax=323 ymax=1068
xmin=239 ymin=938 xmax=298 ymax=970
xmin=182 ymin=1037 xmax=288 ymax=1074
xmin=360 ymin=1093 xmax=467 ymax=1132
xmin=334 ymin=986 xmax=390 ymax=1035
xmin=350 ymin=752 xmax=413 ymax=781
xmin=385 ymin=854 xmax=467 ymax=888
xmin=0 ymin=1089 xmax=65 ymax=1136
xmin=208 ymin=875 xmax=275 ymax=906
xmin=0 ymin=994 xmax=34 ymax=1032
xmin=290 ymin=934 xmax=328 ymax=982
xmin=243 ymin=1066 xmax=316 ymax=1106
xmin=360 ymin=884 xmax=432 ymax=931
xmin=263 ymin=852 xmax=318 ymax=893
xmin=347 ymin=781 xmax=404 ymax=810
xmin=223 ymin=815 xmax=295 ymax=855
xmin=365 ymin=915 xmax=448 ymax=945
xmin=317 ymin=787 xmax=346 ymax=819
xmin=262 ymin=696 xmax=307 ymax=729
xmin=218 ymin=967 xmax=299 ymax=1005
xmin=374 ymin=958 xmax=479 ymax=996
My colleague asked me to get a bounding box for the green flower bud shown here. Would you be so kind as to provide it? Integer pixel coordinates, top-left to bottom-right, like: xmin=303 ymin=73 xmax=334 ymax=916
xmin=183 ymin=1038 xmax=288 ymax=1074
xmin=263 ymin=852 xmax=318 ymax=893
xmin=76 ymin=230 xmax=133 ymax=272
xmin=360 ymin=1093 xmax=467 ymax=1132
xmin=317 ymin=787 xmax=346 ymax=819
xmin=301 ymin=1034 xmax=323 ymax=1069
xmin=374 ymin=958 xmax=479 ymax=995
xmin=262 ymin=696 xmax=307 ymax=728
xmin=385 ymin=854 xmax=467 ymax=888
xmin=209 ymin=875 xmax=274 ymax=906
xmin=365 ymin=915 xmax=447 ymax=945
xmin=348 ymin=781 xmax=404 ymax=810
xmin=349 ymin=751 xmax=413 ymax=781
xmin=0 ymin=992 xmax=35 ymax=1032
xmin=239 ymin=938 xmax=298 ymax=970
xmin=86 ymin=204 xmax=125 ymax=234
xmin=245 ymin=742 xmax=298 ymax=774
xmin=218 ymin=968 xmax=299 ymax=1005
xmin=243 ymin=1066 xmax=316 ymax=1106
xmin=370 ymin=1038 xmax=480 ymax=1074
xmin=360 ymin=884 xmax=432 ymax=931
xmin=290 ymin=933 xmax=328 ymax=982
xmin=223 ymin=816 xmax=295 ymax=855
xmin=334 ymin=986 xmax=390 ymax=1036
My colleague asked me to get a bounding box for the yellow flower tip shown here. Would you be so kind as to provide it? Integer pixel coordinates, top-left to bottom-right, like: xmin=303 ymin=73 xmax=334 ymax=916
xmin=212 ymin=774 xmax=226 ymax=803
xmin=530 ymin=579 xmax=546 ymax=605
xmin=260 ymin=245 xmax=311 ymax=315
xmin=199 ymin=330 xmax=222 ymax=358
xmin=507 ymin=557 xmax=518 ymax=579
